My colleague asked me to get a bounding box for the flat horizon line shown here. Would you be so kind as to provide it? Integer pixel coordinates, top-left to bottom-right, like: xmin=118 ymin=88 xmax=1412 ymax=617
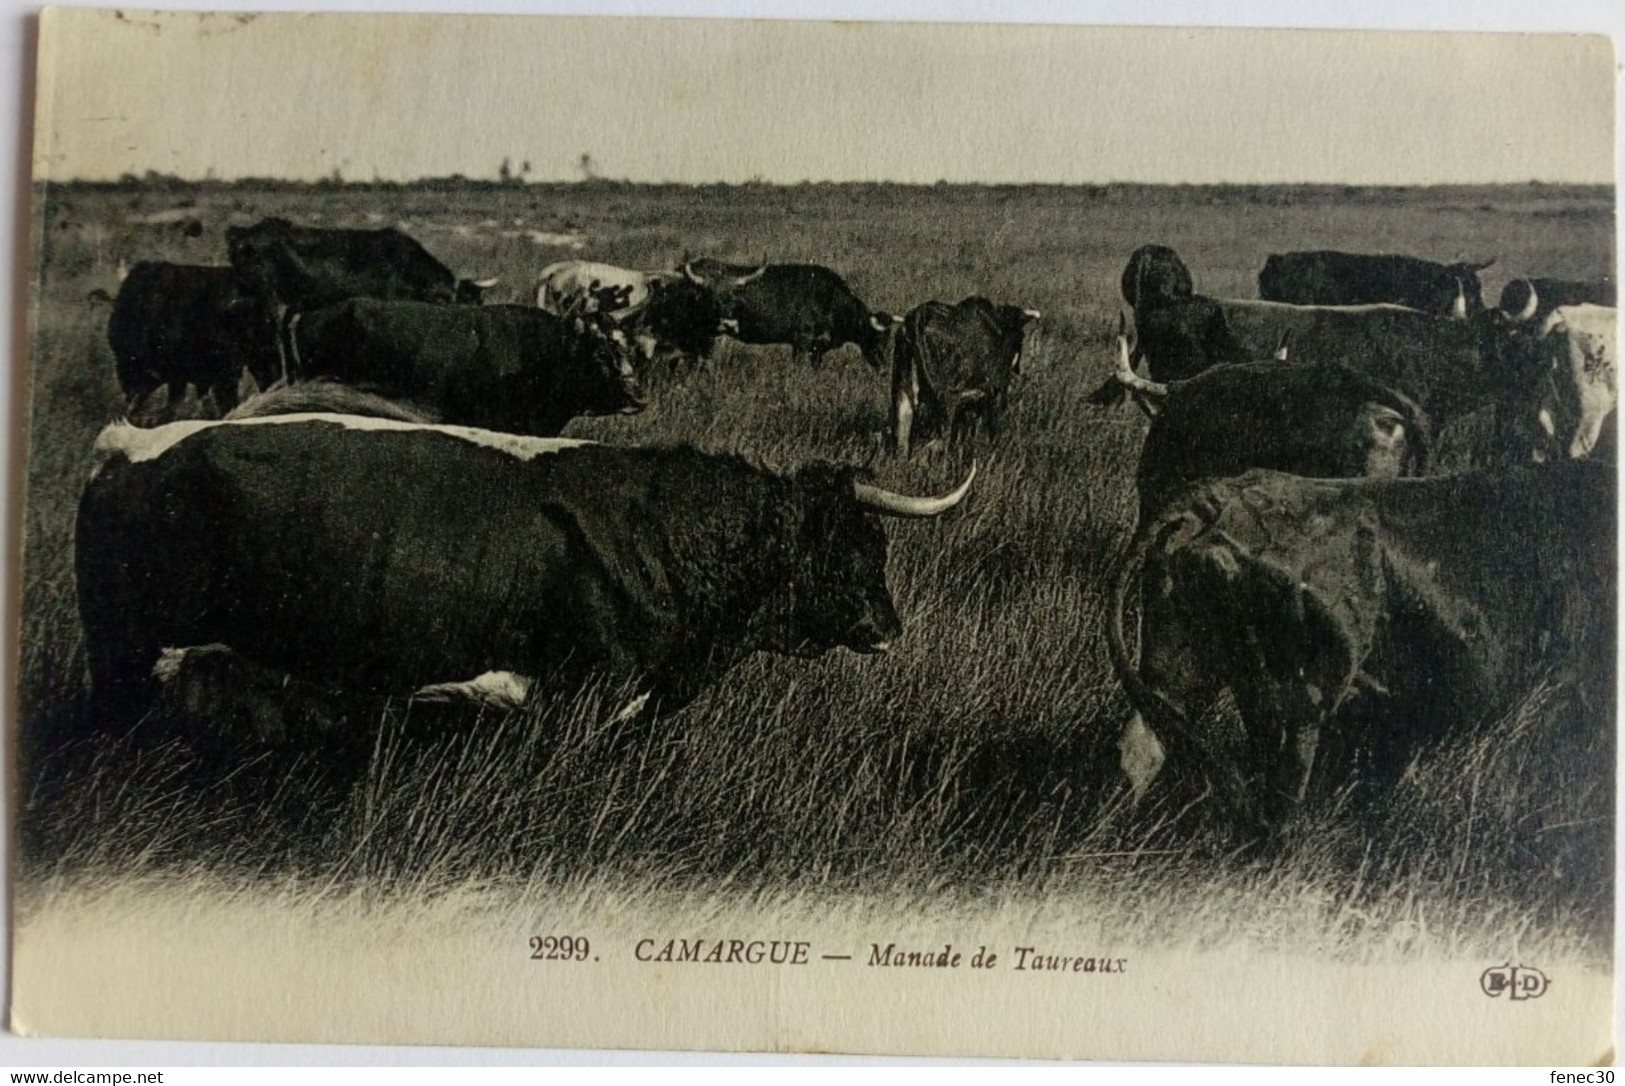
xmin=36 ymin=176 xmax=1618 ymax=191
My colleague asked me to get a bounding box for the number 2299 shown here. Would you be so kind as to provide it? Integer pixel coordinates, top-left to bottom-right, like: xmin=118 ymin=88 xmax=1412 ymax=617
xmin=530 ymin=935 xmax=591 ymax=961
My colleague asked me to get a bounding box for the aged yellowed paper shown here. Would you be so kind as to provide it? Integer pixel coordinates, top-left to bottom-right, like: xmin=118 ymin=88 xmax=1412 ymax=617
xmin=15 ymin=8 xmax=1616 ymax=1063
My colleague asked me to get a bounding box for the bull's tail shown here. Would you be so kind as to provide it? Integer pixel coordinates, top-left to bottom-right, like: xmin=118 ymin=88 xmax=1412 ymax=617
xmin=1106 ymin=512 xmax=1208 ymax=786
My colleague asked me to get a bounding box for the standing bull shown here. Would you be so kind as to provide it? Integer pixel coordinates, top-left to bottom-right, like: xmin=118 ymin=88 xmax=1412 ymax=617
xmin=77 ymin=416 xmax=976 ymax=735
xmin=1258 ymin=250 xmax=1494 ymax=319
xmin=889 ymin=297 xmax=1041 ymax=457
xmin=289 ymin=299 xmax=644 ymax=437
xmin=226 ymin=217 xmax=496 ymax=313
xmin=681 ymin=259 xmax=899 ymax=370
xmin=106 ymin=261 xmax=283 ymax=415
xmin=1108 ymin=463 xmax=1614 ymax=835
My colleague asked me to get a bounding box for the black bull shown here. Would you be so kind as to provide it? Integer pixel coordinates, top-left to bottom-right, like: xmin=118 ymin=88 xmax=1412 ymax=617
xmin=1258 ymin=250 xmax=1493 ymax=318
xmin=76 ymin=418 xmax=975 ymax=736
xmin=107 ymin=262 xmax=283 ymax=414
xmin=1107 ymin=344 xmax=1431 ymax=524
xmin=1094 ymin=298 xmax=1536 ymax=436
xmin=289 ymin=299 xmax=644 ymax=437
xmin=1108 ymin=463 xmax=1615 ymax=834
xmin=226 ymin=217 xmax=491 ymax=311
xmin=888 ymin=297 xmax=1041 ymax=456
xmin=682 ymin=260 xmax=898 ymax=369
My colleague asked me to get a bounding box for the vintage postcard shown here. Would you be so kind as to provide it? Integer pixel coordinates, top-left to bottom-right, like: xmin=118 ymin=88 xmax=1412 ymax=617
xmin=12 ymin=8 xmax=1616 ymax=1063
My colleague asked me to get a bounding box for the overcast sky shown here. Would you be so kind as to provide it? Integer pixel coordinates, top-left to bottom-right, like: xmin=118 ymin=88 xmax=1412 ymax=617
xmin=31 ymin=9 xmax=1615 ymax=186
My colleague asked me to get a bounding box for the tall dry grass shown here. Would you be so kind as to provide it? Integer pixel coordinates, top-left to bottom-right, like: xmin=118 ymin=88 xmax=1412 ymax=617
xmin=16 ymin=180 xmax=1616 ymax=959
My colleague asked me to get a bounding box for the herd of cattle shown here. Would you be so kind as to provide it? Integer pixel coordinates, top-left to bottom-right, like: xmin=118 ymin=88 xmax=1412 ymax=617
xmin=66 ymin=219 xmax=1617 ymax=839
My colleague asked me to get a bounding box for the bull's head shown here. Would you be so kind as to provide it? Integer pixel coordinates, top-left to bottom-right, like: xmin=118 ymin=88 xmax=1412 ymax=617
xmin=1438 ymin=260 xmax=1493 ymax=320
xmin=1120 ymin=244 xmax=1194 ymax=311
xmin=766 ymin=462 xmax=975 ymax=658
xmin=680 ymin=258 xmax=769 ymax=289
xmin=859 ymin=312 xmax=902 ymax=371
xmin=1498 ymin=278 xmax=1541 ymax=323
xmin=456 ymin=276 xmax=499 ymax=304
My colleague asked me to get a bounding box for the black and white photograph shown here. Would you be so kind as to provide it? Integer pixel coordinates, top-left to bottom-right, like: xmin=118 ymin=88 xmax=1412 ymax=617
xmin=9 ymin=6 xmax=1617 ymax=1064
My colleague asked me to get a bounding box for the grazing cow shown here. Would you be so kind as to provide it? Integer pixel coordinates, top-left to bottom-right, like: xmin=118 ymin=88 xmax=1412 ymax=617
xmin=1528 ymin=304 xmax=1617 ymax=461
xmin=1103 ymin=329 xmax=1429 ymax=522
xmin=106 ymin=262 xmax=283 ymax=414
xmin=226 ymin=217 xmax=496 ymax=314
xmin=1258 ymin=250 xmax=1494 ymax=318
xmin=1107 ymin=463 xmax=1614 ymax=835
xmin=1497 ymin=277 xmax=1617 ymax=325
xmin=681 ymin=259 xmax=899 ymax=370
xmin=536 ymin=261 xmax=734 ymax=370
xmin=76 ymin=415 xmax=976 ymax=736
xmin=289 ymin=299 xmax=643 ymax=437
xmin=889 ymin=297 xmax=1041 ymax=456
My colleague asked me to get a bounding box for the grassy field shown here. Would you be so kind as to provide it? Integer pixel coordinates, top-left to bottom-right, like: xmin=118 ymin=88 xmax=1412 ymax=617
xmin=15 ymin=179 xmax=1617 ymax=967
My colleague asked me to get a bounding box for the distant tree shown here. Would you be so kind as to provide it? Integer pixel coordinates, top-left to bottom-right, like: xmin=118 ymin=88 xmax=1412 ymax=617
xmin=578 ymin=153 xmax=598 ymax=182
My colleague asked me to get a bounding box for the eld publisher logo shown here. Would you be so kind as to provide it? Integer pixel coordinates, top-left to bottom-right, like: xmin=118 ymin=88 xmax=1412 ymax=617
xmin=1480 ymin=964 xmax=1549 ymax=1000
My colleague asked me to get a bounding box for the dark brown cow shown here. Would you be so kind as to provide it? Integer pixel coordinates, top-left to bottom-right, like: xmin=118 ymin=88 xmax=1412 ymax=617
xmin=1107 ymin=463 xmax=1614 ymax=835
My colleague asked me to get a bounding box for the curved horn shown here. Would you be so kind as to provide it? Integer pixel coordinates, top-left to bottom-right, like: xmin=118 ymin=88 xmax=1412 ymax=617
xmin=1449 ymin=279 xmax=1467 ymax=321
xmin=853 ymin=462 xmax=977 ymax=518
xmin=1113 ymin=324 xmax=1168 ymax=398
xmin=1272 ymin=329 xmax=1292 ymax=361
xmin=472 ymin=277 xmax=500 ymax=289
xmin=1514 ymin=279 xmax=1539 ymax=322
xmin=680 ymin=261 xmax=707 ymax=285
xmin=1021 ymin=307 xmax=1042 ymax=321
xmin=734 ymin=261 xmax=768 ymax=286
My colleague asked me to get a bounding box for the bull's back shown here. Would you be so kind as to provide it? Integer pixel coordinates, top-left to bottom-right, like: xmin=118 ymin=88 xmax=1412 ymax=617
xmin=79 ymin=422 xmax=616 ymax=692
xmin=738 ymin=266 xmax=867 ymax=334
xmin=1258 ymin=252 xmax=1436 ymax=307
xmin=1214 ymin=299 xmax=1473 ymax=400
xmin=297 ymin=298 xmax=480 ymax=387
xmin=1136 ymin=364 xmax=1419 ymax=517
xmin=904 ymin=306 xmax=1005 ymax=392
xmin=1201 ymin=466 xmax=1614 ymax=670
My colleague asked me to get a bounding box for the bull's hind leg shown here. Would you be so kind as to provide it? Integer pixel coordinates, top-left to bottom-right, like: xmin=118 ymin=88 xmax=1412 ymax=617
xmin=1233 ymin=686 xmax=1326 ymax=837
